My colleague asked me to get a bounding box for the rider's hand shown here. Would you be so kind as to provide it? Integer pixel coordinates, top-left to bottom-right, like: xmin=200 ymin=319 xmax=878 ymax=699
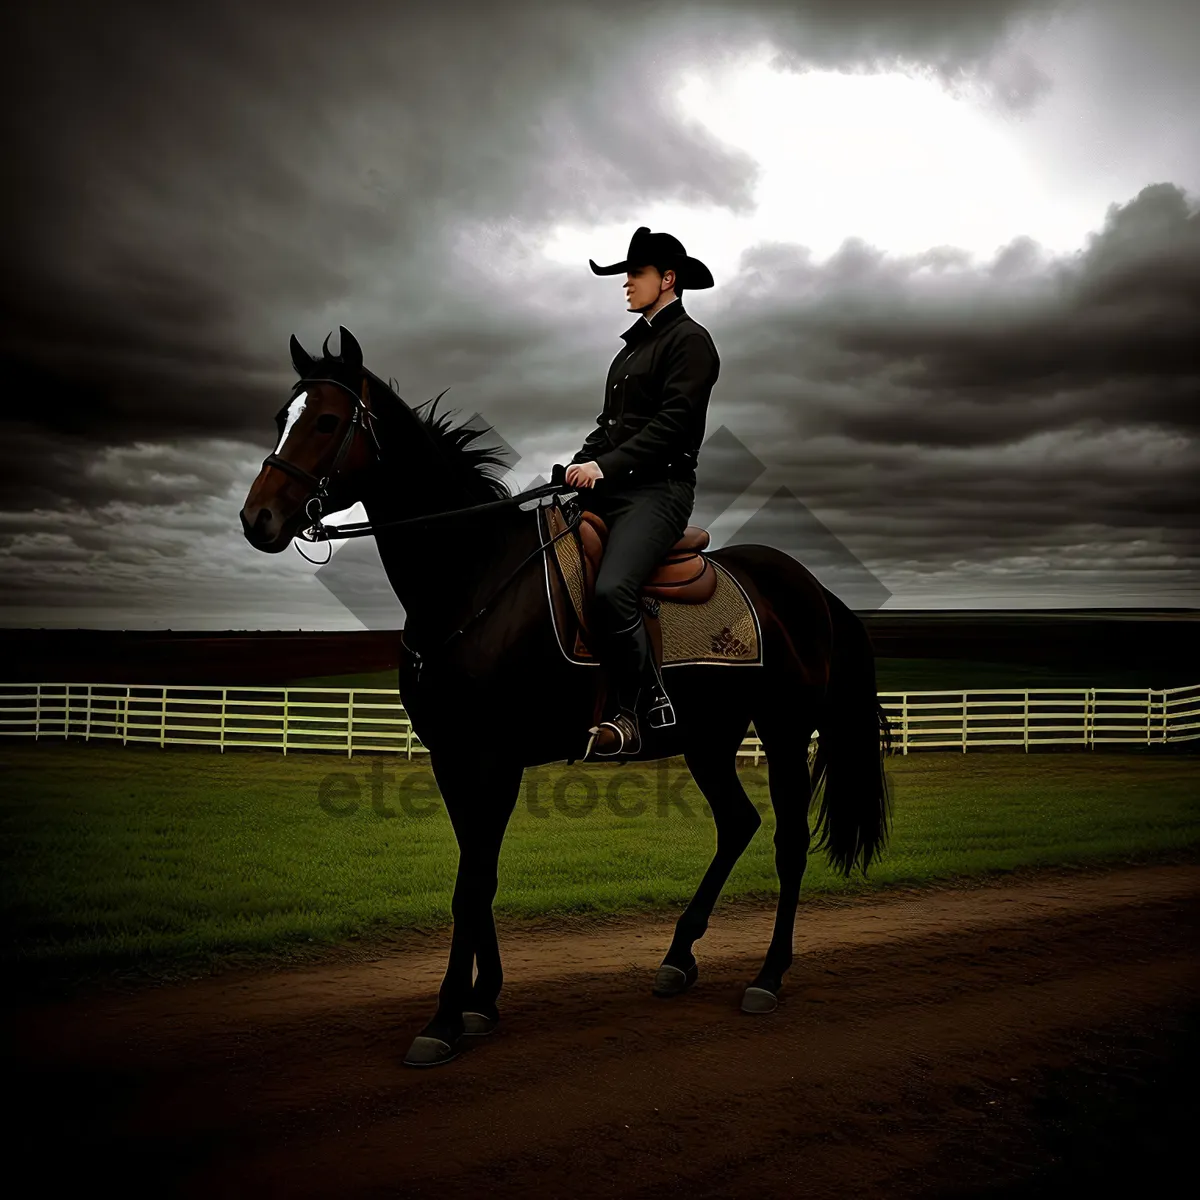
xmin=565 ymin=461 xmax=604 ymax=488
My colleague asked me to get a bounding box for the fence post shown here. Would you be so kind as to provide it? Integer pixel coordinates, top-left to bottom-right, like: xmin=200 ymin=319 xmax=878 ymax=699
xmin=1161 ymin=690 xmax=1168 ymax=744
xmin=64 ymin=684 xmax=70 ymax=740
xmin=1146 ymin=688 xmax=1152 ymax=746
xmin=123 ymin=687 xmax=130 ymax=745
xmin=1023 ymin=691 xmax=1029 ymax=753
xmin=902 ymin=694 xmax=908 ymax=755
xmin=962 ymin=692 xmax=968 ymax=754
xmin=35 ymin=683 xmax=41 ymax=741
xmin=85 ymin=684 xmax=93 ymax=741
xmin=220 ymin=688 xmax=227 ymax=753
xmin=1087 ymin=689 xmax=1093 ymax=749
xmin=283 ymin=689 xmax=289 ymax=757
xmin=160 ymin=687 xmax=167 ymax=748
xmin=347 ymin=691 xmax=354 ymax=759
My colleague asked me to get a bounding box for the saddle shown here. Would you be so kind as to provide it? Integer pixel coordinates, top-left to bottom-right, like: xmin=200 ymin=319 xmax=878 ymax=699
xmin=575 ymin=511 xmax=719 ymax=609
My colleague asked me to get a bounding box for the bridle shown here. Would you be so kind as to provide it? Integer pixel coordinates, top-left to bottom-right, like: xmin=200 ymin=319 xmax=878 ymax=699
xmin=259 ymin=370 xmax=584 ymax=674
xmin=262 ymin=374 xmax=383 ymax=560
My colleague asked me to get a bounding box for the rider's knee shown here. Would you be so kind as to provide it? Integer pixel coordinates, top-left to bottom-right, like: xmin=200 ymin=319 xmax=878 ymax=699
xmin=593 ymin=576 xmax=636 ymax=620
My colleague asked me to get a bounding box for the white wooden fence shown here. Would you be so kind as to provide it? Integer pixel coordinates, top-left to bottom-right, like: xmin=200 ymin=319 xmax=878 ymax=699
xmin=1 ymin=681 xmax=1197 ymax=761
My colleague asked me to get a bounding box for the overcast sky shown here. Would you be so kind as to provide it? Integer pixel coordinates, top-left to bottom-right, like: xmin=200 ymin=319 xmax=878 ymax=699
xmin=2 ymin=0 xmax=1197 ymax=628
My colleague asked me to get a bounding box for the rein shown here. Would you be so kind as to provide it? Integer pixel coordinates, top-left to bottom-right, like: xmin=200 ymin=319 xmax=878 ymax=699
xmin=263 ymin=370 xmax=587 ymax=677
xmin=297 ymin=478 xmax=577 ymax=542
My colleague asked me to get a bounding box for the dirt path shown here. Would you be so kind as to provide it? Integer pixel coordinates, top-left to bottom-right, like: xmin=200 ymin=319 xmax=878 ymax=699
xmin=9 ymin=863 xmax=1200 ymax=1198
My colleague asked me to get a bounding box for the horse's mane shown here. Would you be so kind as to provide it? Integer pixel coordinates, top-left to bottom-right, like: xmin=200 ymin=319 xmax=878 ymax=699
xmin=364 ymin=367 xmax=512 ymax=504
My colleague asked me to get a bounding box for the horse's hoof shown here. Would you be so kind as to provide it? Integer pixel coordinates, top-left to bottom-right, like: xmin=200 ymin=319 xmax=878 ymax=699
xmin=741 ymin=986 xmax=778 ymax=1014
xmin=462 ymin=1010 xmax=499 ymax=1036
xmin=403 ymin=1035 xmax=462 ymax=1067
xmin=653 ymin=961 xmax=698 ymax=997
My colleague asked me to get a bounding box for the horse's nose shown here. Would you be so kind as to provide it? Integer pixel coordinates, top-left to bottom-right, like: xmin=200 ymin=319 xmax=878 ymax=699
xmin=240 ymin=506 xmax=274 ymax=542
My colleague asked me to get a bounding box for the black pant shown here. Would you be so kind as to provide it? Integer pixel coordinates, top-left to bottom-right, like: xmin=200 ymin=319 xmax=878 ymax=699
xmin=583 ymin=477 xmax=695 ymax=639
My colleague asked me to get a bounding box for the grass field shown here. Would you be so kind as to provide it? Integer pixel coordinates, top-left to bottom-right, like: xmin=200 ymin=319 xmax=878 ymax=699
xmin=2 ymin=741 xmax=1197 ymax=986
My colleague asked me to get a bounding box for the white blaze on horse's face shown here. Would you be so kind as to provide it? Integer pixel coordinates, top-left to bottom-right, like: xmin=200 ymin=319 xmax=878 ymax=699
xmin=275 ymin=391 xmax=308 ymax=455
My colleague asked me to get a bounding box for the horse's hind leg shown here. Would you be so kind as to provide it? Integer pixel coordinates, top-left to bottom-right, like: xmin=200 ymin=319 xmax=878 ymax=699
xmin=656 ymin=722 xmax=762 ymax=997
xmin=742 ymin=703 xmax=816 ymax=1013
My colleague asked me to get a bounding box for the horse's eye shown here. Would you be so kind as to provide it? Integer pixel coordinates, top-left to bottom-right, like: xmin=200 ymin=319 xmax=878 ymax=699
xmin=315 ymin=414 xmax=339 ymax=433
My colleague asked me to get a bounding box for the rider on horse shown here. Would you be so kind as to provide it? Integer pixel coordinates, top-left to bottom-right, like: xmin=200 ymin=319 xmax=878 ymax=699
xmin=565 ymin=227 xmax=720 ymax=759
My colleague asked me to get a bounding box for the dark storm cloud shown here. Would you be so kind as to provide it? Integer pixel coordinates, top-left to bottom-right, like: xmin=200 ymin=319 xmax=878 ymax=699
xmin=719 ymin=183 xmax=1200 ymax=450
xmin=3 ymin=0 xmax=763 ymax=456
xmin=854 ymin=187 xmax=1199 ymax=410
xmin=1 ymin=0 xmax=1046 ymax=494
xmin=0 ymin=438 xmax=341 ymax=628
xmin=690 ymin=183 xmax=1200 ymax=605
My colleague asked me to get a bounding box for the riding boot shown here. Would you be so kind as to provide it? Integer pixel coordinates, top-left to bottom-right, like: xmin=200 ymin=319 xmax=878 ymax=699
xmin=586 ymin=615 xmax=675 ymax=759
xmin=618 ymin=611 xmax=678 ymax=731
xmin=585 ymin=617 xmax=643 ymax=759
xmin=639 ymin=615 xmax=677 ymax=731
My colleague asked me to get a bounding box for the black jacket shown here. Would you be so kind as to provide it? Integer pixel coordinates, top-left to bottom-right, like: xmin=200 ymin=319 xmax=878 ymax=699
xmin=569 ymin=298 xmax=719 ymax=486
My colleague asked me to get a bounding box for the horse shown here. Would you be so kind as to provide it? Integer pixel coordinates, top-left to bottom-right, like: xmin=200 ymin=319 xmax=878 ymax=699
xmin=240 ymin=326 xmax=894 ymax=1067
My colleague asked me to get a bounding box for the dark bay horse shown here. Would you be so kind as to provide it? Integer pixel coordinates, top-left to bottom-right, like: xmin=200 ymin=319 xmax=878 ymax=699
xmin=240 ymin=326 xmax=894 ymax=1067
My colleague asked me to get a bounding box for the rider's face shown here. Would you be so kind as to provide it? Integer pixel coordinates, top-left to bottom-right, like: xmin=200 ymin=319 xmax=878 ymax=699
xmin=625 ymin=264 xmax=674 ymax=314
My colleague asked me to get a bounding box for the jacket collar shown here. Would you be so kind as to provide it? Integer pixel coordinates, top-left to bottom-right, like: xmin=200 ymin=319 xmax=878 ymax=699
xmin=620 ymin=297 xmax=687 ymax=344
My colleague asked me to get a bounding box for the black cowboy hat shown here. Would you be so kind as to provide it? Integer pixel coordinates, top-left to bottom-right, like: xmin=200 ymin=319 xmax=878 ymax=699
xmin=589 ymin=226 xmax=714 ymax=289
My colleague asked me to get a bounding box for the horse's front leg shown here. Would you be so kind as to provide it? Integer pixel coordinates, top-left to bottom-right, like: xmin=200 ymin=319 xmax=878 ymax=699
xmin=463 ymin=851 xmax=509 ymax=1035
xmin=403 ymin=750 xmax=523 ymax=1067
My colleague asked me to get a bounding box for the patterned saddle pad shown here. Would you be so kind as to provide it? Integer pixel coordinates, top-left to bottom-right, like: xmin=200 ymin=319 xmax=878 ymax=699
xmin=541 ymin=504 xmax=763 ymax=667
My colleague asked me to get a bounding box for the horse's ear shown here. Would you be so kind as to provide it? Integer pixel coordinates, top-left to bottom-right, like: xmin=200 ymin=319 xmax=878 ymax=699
xmin=338 ymin=326 xmax=363 ymax=372
xmin=290 ymin=334 xmax=316 ymax=377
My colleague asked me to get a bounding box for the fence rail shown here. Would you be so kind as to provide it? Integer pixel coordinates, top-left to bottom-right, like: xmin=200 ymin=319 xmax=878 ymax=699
xmin=1 ymin=681 xmax=1197 ymax=761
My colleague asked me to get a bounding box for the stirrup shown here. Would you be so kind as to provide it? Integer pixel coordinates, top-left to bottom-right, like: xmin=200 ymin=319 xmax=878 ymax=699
xmin=585 ymin=709 xmax=642 ymax=759
xmin=646 ymin=689 xmax=676 ymax=730
xmin=644 ymin=663 xmax=677 ymax=730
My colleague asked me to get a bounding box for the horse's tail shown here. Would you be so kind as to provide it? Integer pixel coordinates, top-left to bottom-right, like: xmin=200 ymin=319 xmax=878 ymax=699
xmin=808 ymin=589 xmax=894 ymax=878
